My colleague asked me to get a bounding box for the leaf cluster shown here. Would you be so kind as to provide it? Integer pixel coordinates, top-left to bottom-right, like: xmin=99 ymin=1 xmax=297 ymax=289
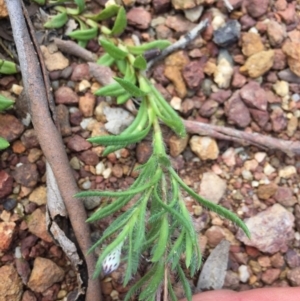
xmin=42 ymin=1 xmax=127 ymax=48
xmin=38 ymin=2 xmax=251 ymax=300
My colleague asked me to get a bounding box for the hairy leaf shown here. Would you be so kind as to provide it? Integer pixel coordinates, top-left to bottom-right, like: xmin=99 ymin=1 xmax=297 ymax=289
xmin=127 ymin=40 xmax=171 ymax=55
xmin=97 ymin=53 xmax=115 ymax=66
xmin=139 ymin=262 xmax=164 ymax=299
xmin=151 ymin=215 xmax=169 ymax=262
xmin=86 ymin=4 xmax=119 ymax=21
xmin=88 ymin=208 xmax=136 ymax=254
xmin=94 ymin=82 xmax=125 ymax=97
xmin=177 ymin=265 xmax=192 ymax=301
xmin=124 ymin=262 xmax=161 ymax=301
xmin=116 ymin=92 xmax=131 ymax=105
xmin=68 ymin=27 xmax=98 ymax=40
xmin=114 ymin=77 xmax=146 ymax=97
xmin=88 ymin=123 xmax=151 ymax=146
xmin=44 ymin=12 xmax=68 ymax=29
xmin=111 ymin=6 xmax=127 ymax=36
xmin=133 ymin=55 xmax=147 ymax=70
xmin=99 ymin=38 xmax=128 ymax=60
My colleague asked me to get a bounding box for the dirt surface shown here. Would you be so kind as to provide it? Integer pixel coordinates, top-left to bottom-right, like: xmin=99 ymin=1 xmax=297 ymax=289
xmin=1 ymin=0 xmax=300 ymax=300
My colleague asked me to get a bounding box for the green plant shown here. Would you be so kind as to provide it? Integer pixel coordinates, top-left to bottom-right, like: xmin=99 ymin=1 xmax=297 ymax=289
xmin=61 ymin=3 xmax=252 ymax=300
xmin=0 ymin=59 xmax=18 ymax=74
xmin=0 ymin=94 xmax=14 ymax=150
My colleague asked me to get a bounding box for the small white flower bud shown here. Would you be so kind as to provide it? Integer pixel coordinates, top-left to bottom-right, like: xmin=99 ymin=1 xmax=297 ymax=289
xmin=102 ymin=241 xmax=124 ymax=275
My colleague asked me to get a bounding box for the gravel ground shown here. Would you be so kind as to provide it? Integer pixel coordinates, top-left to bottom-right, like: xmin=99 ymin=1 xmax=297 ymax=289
xmin=1 ymin=0 xmax=300 ymax=300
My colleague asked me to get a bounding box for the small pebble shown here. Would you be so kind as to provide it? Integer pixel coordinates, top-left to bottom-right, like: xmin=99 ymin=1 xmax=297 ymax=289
xmin=242 ymin=170 xmax=253 ymax=181
xmin=264 ymin=163 xmax=276 ymax=176
xmin=254 ymin=152 xmax=267 ymax=163
xmin=82 ymin=180 xmax=92 ymax=190
xmin=238 ymin=265 xmax=250 ymax=283
xmin=103 ymin=168 xmax=112 ymax=179
xmin=96 ymin=162 xmax=105 ymax=175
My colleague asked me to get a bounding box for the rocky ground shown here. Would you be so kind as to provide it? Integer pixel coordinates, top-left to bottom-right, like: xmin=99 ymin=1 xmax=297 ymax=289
xmin=1 ymin=0 xmax=300 ymax=300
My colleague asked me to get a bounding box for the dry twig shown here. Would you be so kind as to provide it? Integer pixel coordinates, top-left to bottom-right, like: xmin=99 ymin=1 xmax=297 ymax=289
xmin=5 ymin=1 xmax=102 ymax=300
xmin=147 ymin=19 xmax=209 ymax=69
xmin=184 ymin=120 xmax=300 ymax=157
xmin=53 ymin=38 xmax=97 ymax=62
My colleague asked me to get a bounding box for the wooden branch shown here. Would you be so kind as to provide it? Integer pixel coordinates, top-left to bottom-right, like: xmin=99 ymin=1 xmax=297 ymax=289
xmin=184 ymin=120 xmax=300 ymax=157
xmin=5 ymin=1 xmax=102 ymax=300
xmin=147 ymin=19 xmax=208 ymax=69
xmin=53 ymin=38 xmax=97 ymax=62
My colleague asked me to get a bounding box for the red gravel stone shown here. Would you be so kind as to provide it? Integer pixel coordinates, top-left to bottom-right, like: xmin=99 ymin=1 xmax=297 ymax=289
xmin=0 ymin=170 xmax=13 ymax=198
xmin=54 ymin=86 xmax=78 ymax=105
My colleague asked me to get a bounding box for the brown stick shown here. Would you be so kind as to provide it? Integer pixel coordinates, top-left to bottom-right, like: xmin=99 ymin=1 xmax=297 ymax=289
xmin=53 ymin=38 xmax=97 ymax=62
xmin=184 ymin=120 xmax=300 ymax=157
xmin=5 ymin=1 xmax=102 ymax=300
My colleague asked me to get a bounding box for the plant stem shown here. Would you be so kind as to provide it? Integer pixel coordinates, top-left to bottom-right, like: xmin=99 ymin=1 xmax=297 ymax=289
xmin=153 ymin=116 xmax=166 ymax=156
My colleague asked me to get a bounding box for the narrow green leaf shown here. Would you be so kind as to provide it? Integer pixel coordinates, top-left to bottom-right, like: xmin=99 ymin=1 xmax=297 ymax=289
xmin=151 ymin=216 xmax=168 ymax=262
xmin=133 ymin=197 xmax=148 ymax=251
xmin=150 ymin=84 xmax=186 ymax=137
xmin=133 ymin=55 xmax=147 ymax=70
xmin=0 ymin=60 xmax=18 ymax=74
xmin=139 ymin=262 xmax=164 ymax=299
xmin=0 ymin=137 xmax=9 ymax=150
xmin=77 ymin=169 xmax=161 ymax=198
xmin=123 ymin=64 xmax=136 ymax=85
xmin=44 ymin=12 xmax=68 ymax=28
xmin=49 ymin=0 xmax=68 ymax=4
xmin=115 ymin=59 xmax=128 ymax=75
xmin=74 ymin=0 xmax=85 ymax=13
xmin=178 ymin=197 xmax=201 ymax=270
xmin=167 ymin=274 xmax=178 ymax=301
xmin=153 ymin=188 xmax=195 ymax=240
xmin=148 ymin=210 xmax=165 ymax=224
xmin=77 ymin=40 xmax=88 ymax=48
xmin=111 ymin=6 xmax=127 ymax=36
xmin=73 ymin=15 xmax=87 ymax=29
xmin=177 ymin=265 xmax=192 ymax=301
xmin=86 ymin=19 xmax=98 ymax=29
xmin=88 ymin=123 xmax=151 ymax=146
xmin=116 ymin=92 xmax=131 ymax=105
xmin=102 ymin=99 xmax=148 ymax=155
xmin=32 ymin=0 xmax=46 ymax=4
xmin=68 ymin=27 xmax=98 ymax=40
xmin=0 ymin=95 xmax=14 ymax=111
xmin=167 ymin=231 xmax=185 ymax=266
xmin=185 ymin=234 xmax=193 ymax=268
xmin=189 ymin=251 xmax=201 ymax=276
xmin=88 ymin=208 xmax=136 ymax=253
xmin=84 ymin=195 xmax=134 ymax=222
xmin=100 ymin=25 xmax=112 ymax=35
xmin=86 ymin=4 xmax=119 ymax=21
xmin=127 ymin=40 xmax=171 ymax=55
xmin=170 ymin=168 xmax=251 ymax=238
xmin=114 ymin=77 xmax=146 ymax=98
xmin=97 ymin=53 xmax=115 ymax=66
xmin=99 ymin=38 xmax=128 ymax=60
xmin=94 ymin=82 xmax=125 ymax=97
xmin=124 ymin=262 xmax=161 ymax=301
